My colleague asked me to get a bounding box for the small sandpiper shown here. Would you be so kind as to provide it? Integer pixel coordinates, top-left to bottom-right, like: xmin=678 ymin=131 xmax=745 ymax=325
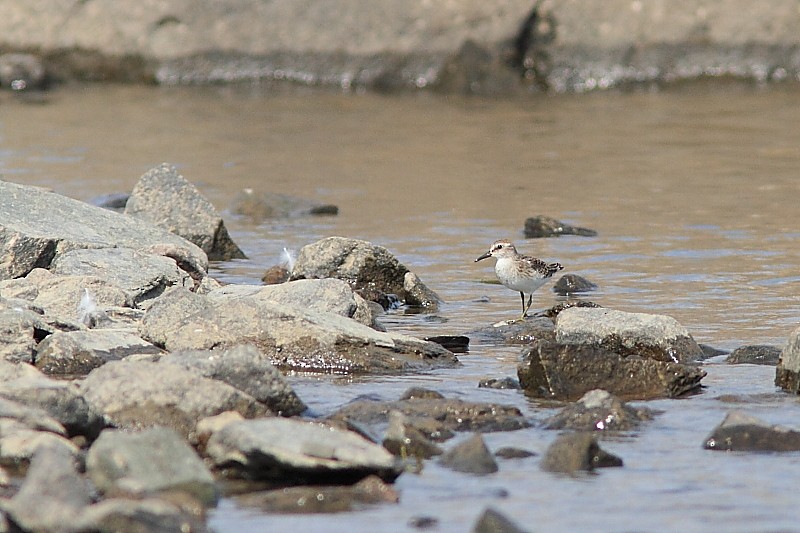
xmin=475 ymin=239 xmax=563 ymax=320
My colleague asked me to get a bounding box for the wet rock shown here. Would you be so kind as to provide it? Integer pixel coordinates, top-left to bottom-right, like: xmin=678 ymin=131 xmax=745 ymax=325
xmin=205 ymin=418 xmax=402 ymax=484
xmin=261 ymin=264 xmax=290 ymax=285
xmin=472 ymin=507 xmax=530 ymax=533
xmin=439 ymin=434 xmax=498 ymax=475
xmin=79 ymin=360 xmax=272 ymax=439
xmin=494 ymin=447 xmax=536 ymax=460
xmin=124 ymin=163 xmax=246 ymax=261
xmin=160 ymin=344 xmax=306 ymax=417
xmin=35 ymin=329 xmax=162 ymax=376
xmin=552 ymin=274 xmax=598 ymax=295
xmin=400 ymin=387 xmax=445 ymax=400
xmin=542 ymin=389 xmax=656 ymax=431
xmin=434 ymin=39 xmax=523 ymax=96
xmin=555 ymin=307 xmax=705 ymax=364
xmin=775 ymin=325 xmax=800 ymax=392
xmin=75 ymin=497 xmax=209 ymax=533
xmin=4 ymin=444 xmax=91 ymax=532
xmin=86 ymin=427 xmax=217 ymax=506
xmin=524 ymin=216 xmax=597 ymax=238
xmin=0 ymin=53 xmax=46 ymax=91
xmin=235 ymin=475 xmax=398 ymax=514
xmin=383 ymin=410 xmax=443 ymax=459
xmin=726 ymin=344 xmax=781 ymax=365
xmin=230 ymin=189 xmax=339 ymax=219
xmin=518 ymin=340 xmax=706 ymax=400
xmin=467 ymin=315 xmax=556 ymax=345
xmin=425 ymin=335 xmax=469 ymax=353
xmin=478 ymin=377 xmax=521 ymax=390
xmin=0 ymin=180 xmax=208 ymax=281
xmin=699 ymin=343 xmax=729 ymax=360
xmin=289 ymin=236 xmax=438 ymax=310
xmin=139 ymin=287 xmax=457 ymax=374
xmin=704 ymin=411 xmax=800 ymax=452
xmin=541 ymin=300 xmax=603 ymax=320
xmin=540 ymin=432 xmax=623 ymax=474
xmin=403 ymin=271 xmax=442 ymax=309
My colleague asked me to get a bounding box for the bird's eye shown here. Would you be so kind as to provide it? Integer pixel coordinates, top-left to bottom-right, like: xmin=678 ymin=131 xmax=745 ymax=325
xmin=495 ymin=244 xmax=503 ymax=250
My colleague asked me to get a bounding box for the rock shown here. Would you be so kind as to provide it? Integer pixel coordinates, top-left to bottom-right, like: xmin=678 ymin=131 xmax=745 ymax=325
xmin=776 ymin=325 xmax=800 ymax=392
xmin=139 ymin=287 xmax=457 ymax=374
xmin=399 ymin=387 xmax=445 ymax=400
xmin=0 ymin=420 xmax=79 ymax=465
xmin=4 ymin=444 xmax=91 ymax=532
xmin=0 ymin=396 xmax=67 ymax=435
xmin=261 ymin=265 xmax=290 ymax=285
xmin=541 ymin=300 xmax=603 ymax=320
xmin=726 ymin=344 xmax=781 ymax=365
xmin=472 ymin=507 xmax=530 ymax=533
xmin=382 ymin=410 xmax=443 ymax=459
xmin=467 ymin=316 xmax=556 ymax=346
xmin=75 ymin=498 xmax=209 ymax=533
xmin=205 ymin=418 xmax=402 ymax=484
xmin=518 ymin=340 xmax=706 ymax=400
xmin=542 ymin=389 xmax=656 ymax=431
xmin=699 ymin=343 xmax=729 ymax=360
xmin=89 ymin=192 xmax=130 ymax=211
xmin=478 ymin=377 xmax=521 ymax=390
xmin=230 ymin=189 xmax=339 ymax=219
xmin=540 ymin=432 xmax=623 ymax=474
xmin=124 ymin=163 xmax=245 ymax=261
xmin=160 ymin=344 xmax=306 ymax=417
xmin=523 ymin=216 xmax=597 ymax=238
xmin=0 ymin=180 xmax=208 ymax=281
xmin=86 ymin=427 xmax=217 ymax=506
xmin=494 ymin=447 xmax=536 ymax=460
xmin=552 ymin=274 xmax=598 ymax=295
xmin=425 ymin=335 xmax=469 ymax=353
xmin=0 ymin=53 xmax=45 ymax=91
xmin=35 ymin=329 xmax=162 ymax=376
xmin=50 ymin=247 xmax=195 ymax=307
xmin=704 ymin=411 xmax=800 ymax=452
xmin=289 ymin=236 xmax=438 ymax=309
xmin=439 ymin=434 xmax=498 ymax=475
xmin=403 ymin=271 xmax=442 ymax=309
xmin=0 ymin=302 xmax=51 ymax=363
xmin=555 ymin=307 xmax=705 ymax=364
xmin=234 ymin=475 xmax=398 ymax=514
xmin=434 ymin=39 xmax=523 ymax=96
xmin=79 ymin=360 xmax=272 ymax=439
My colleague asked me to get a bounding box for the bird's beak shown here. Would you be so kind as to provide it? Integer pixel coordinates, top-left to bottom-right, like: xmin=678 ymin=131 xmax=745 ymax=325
xmin=475 ymin=251 xmax=492 ymax=262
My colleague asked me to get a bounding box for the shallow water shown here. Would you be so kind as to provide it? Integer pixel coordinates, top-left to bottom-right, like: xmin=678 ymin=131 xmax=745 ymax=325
xmin=2 ymin=84 xmax=800 ymax=532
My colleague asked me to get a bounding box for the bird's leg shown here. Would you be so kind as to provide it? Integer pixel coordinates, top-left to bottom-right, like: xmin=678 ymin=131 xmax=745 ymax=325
xmin=519 ymin=292 xmax=528 ymax=320
xmin=524 ymin=294 xmax=533 ymax=316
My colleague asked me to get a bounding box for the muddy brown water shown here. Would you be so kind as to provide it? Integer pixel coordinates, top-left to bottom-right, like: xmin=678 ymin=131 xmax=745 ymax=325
xmin=2 ymin=84 xmax=800 ymax=532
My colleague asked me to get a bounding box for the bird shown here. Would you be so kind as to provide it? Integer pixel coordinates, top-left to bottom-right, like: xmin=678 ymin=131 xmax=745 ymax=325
xmin=475 ymin=239 xmax=563 ymax=320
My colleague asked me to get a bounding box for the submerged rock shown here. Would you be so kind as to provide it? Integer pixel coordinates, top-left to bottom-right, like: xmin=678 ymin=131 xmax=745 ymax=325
xmin=704 ymin=411 xmax=800 ymax=452
xmin=472 ymin=507 xmax=530 ymax=533
xmin=125 ymin=163 xmax=246 ymax=261
xmin=552 ymin=274 xmax=598 ymax=295
xmin=775 ymin=325 xmax=800 ymax=392
xmin=540 ymin=432 xmax=623 ymax=474
xmin=467 ymin=315 xmax=556 ymax=346
xmin=726 ymin=344 xmax=781 ymax=365
xmin=478 ymin=377 xmax=521 ymax=390
xmin=439 ymin=434 xmax=498 ymax=475
xmin=383 ymin=410 xmax=443 ymax=460
xmin=523 ymin=216 xmax=597 ymax=238
xmin=230 ymin=189 xmax=339 ymax=219
xmin=542 ymin=389 xmax=657 ymax=431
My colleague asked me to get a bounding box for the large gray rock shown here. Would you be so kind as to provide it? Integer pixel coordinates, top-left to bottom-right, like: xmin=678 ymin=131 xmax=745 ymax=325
xmin=555 ymin=307 xmax=704 ymax=364
xmin=79 ymin=360 xmax=272 ymax=438
xmin=125 ymin=163 xmax=245 ymax=261
xmin=0 ymin=180 xmax=207 ymax=281
xmin=35 ymin=329 xmax=163 ymax=376
xmin=205 ymin=417 xmax=401 ymax=483
xmin=161 ymin=344 xmax=306 ymax=417
xmin=776 ymin=325 xmax=800 ymax=392
xmin=75 ymin=498 xmax=210 ymax=533
xmin=86 ymin=427 xmax=217 ymax=506
xmin=140 ymin=287 xmax=457 ymax=374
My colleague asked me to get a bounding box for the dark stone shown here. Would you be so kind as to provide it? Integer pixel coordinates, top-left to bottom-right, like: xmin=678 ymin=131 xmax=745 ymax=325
xmin=409 ymin=516 xmax=440 ymax=529
xmin=467 ymin=315 xmax=556 ymax=346
xmin=552 ymin=274 xmax=598 ymax=295
xmin=0 ymin=53 xmax=46 ymax=91
xmin=230 ymin=189 xmax=339 ymax=220
xmin=704 ymin=411 xmax=800 ymax=452
xmin=542 ymin=389 xmax=657 ymax=431
xmin=698 ymin=343 xmax=729 ymax=360
xmin=478 ymin=377 xmax=521 ymax=390
xmin=726 ymin=345 xmax=781 ymax=365
xmin=439 ymin=434 xmax=498 ymax=474
xmin=472 ymin=507 xmax=530 ymax=533
xmin=541 ymin=300 xmax=603 ymax=320
xmin=383 ymin=410 xmax=443 ymax=459
xmin=89 ymin=192 xmax=130 ymax=210
xmin=523 ymin=216 xmax=598 ymax=238
xmin=540 ymin=432 xmax=623 ymax=473
xmin=399 ymin=388 xmax=445 ymax=400
xmin=425 ymin=335 xmax=469 ymax=353
xmin=433 ymin=39 xmax=523 ymax=96
xmin=518 ymin=340 xmax=706 ymax=401
xmin=494 ymin=447 xmax=537 ymax=459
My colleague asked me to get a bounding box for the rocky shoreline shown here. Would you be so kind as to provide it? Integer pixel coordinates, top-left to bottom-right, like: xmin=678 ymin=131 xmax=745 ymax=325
xmin=0 ymin=165 xmax=799 ymax=531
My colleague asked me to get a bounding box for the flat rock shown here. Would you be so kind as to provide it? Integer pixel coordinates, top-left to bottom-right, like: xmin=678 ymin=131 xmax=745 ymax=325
xmin=542 ymin=389 xmax=657 ymax=431
xmin=555 ymin=307 xmax=705 ymax=364
xmin=205 ymin=417 xmax=402 ymax=484
xmin=139 ymin=287 xmax=457 ymax=374
xmin=467 ymin=316 xmax=556 ymax=346
xmin=79 ymin=360 xmax=272 ymax=439
xmin=35 ymin=329 xmax=162 ymax=376
xmin=524 ymin=216 xmax=597 ymax=238
xmin=540 ymin=432 xmax=623 ymax=474
xmin=775 ymin=325 xmax=800 ymax=392
xmin=86 ymin=427 xmax=217 ymax=506
xmin=439 ymin=434 xmax=498 ymax=475
xmin=726 ymin=344 xmax=781 ymax=365
xmin=704 ymin=411 xmax=800 ymax=452
xmin=518 ymin=340 xmax=706 ymax=401
xmin=230 ymin=189 xmax=339 ymax=219
xmin=0 ymin=180 xmax=208 ymax=280
xmin=160 ymin=344 xmax=306 ymax=417
xmin=124 ymin=163 xmax=246 ymax=261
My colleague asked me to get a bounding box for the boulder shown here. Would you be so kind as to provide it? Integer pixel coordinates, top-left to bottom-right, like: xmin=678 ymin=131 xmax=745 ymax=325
xmin=726 ymin=344 xmax=781 ymax=365
xmin=523 ymin=216 xmax=597 ymax=238
xmin=540 ymin=432 xmax=623 ymax=474
xmin=160 ymin=344 xmax=306 ymax=417
xmin=555 ymin=307 xmax=705 ymax=364
xmin=0 ymin=302 xmax=51 ymax=363
xmin=230 ymin=189 xmax=338 ymax=219
xmin=124 ymin=163 xmax=246 ymax=261
xmin=542 ymin=389 xmax=657 ymax=431
xmin=86 ymin=427 xmax=217 ymax=506
xmin=75 ymin=498 xmax=209 ymax=533
xmin=704 ymin=411 xmax=800 ymax=452
xmin=35 ymin=329 xmax=162 ymax=376
xmin=0 ymin=395 xmax=67 ymax=435
xmin=205 ymin=418 xmax=402 ymax=484
xmin=139 ymin=287 xmax=457 ymax=374
xmin=439 ymin=434 xmax=498 ymax=475
xmin=78 ymin=360 xmax=272 ymax=439
xmin=518 ymin=340 xmax=706 ymax=400
xmin=0 ymin=180 xmax=207 ymax=280
xmin=0 ymin=420 xmax=79 ymax=465
xmin=775 ymin=325 xmax=800 ymax=392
